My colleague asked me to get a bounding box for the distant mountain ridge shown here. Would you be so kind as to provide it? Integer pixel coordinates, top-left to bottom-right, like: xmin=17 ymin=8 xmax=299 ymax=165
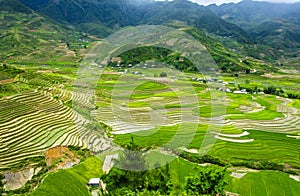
xmin=2 ymin=0 xmax=300 ymax=63
xmin=0 ymin=0 xmax=275 ymax=73
xmin=18 ymin=0 xmax=252 ymax=43
xmin=208 ymin=0 xmax=300 ymax=28
xmin=208 ymin=0 xmax=300 ymax=59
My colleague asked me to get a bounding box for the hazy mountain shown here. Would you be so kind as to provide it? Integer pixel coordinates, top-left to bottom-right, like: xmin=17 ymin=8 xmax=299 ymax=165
xmin=3 ymin=0 xmax=300 ymax=63
xmin=208 ymin=0 xmax=300 ymax=59
xmin=208 ymin=0 xmax=300 ymax=28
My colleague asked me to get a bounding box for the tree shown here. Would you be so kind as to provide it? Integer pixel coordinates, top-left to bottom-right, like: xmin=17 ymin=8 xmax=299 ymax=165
xmin=102 ymin=139 xmax=173 ymax=195
xmin=0 ymin=174 xmax=5 ymax=195
xmin=159 ymin=72 xmax=167 ymax=77
xmin=264 ymin=86 xmax=277 ymax=94
xmin=184 ymin=166 xmax=228 ymax=196
xmin=115 ymin=137 xmax=147 ymax=171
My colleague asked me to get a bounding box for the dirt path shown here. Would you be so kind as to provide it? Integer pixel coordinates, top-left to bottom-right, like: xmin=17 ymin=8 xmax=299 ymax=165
xmin=3 ymin=168 xmax=40 ymax=191
xmin=262 ymin=73 xmax=300 ymax=79
xmin=211 ymin=131 xmax=250 ymax=138
xmin=239 ymin=102 xmax=265 ymax=113
xmin=289 ymin=175 xmax=300 ymax=182
xmin=230 ymin=172 xmax=247 ymax=179
xmin=0 ymin=78 xmax=15 ymax=84
xmin=287 ymin=135 xmax=300 ymax=139
xmin=102 ymin=154 xmax=119 ymax=173
xmin=180 ymin=147 xmax=198 ymax=154
xmin=214 ymin=135 xmax=254 ymax=143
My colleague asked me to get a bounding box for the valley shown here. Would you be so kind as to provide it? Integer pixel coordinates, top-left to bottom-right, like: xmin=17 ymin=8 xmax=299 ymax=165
xmin=0 ymin=0 xmax=300 ymax=195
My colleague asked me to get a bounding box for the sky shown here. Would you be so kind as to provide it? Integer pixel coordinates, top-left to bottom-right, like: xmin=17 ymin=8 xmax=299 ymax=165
xmin=188 ymin=0 xmax=300 ymax=6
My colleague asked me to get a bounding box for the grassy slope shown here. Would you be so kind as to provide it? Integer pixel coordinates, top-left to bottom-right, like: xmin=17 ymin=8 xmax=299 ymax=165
xmin=227 ymin=171 xmax=300 ymax=196
xmin=114 ymin=127 xmax=300 ymax=167
xmin=0 ymin=0 xmax=91 ymax=63
xmin=31 ymin=157 xmax=103 ymax=196
xmin=28 ymin=152 xmax=300 ymax=195
xmin=208 ymin=130 xmax=300 ymax=167
xmin=182 ymin=28 xmax=275 ymax=73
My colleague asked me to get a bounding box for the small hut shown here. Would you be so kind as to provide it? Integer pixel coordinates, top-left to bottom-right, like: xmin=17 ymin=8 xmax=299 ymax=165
xmin=88 ymin=178 xmax=101 ymax=187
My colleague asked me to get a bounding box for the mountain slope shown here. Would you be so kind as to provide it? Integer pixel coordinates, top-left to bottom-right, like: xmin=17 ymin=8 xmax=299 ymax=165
xmin=0 ymin=0 xmax=274 ymax=72
xmin=18 ymin=0 xmax=252 ymax=43
xmin=208 ymin=0 xmax=300 ymax=28
xmin=249 ymin=20 xmax=300 ymax=49
xmin=208 ymin=0 xmax=300 ymax=59
xmin=138 ymin=0 xmax=252 ymax=43
xmin=0 ymin=0 xmax=92 ymax=63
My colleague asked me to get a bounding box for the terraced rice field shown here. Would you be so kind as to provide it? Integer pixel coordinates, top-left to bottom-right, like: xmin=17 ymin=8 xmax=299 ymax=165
xmin=30 ymin=156 xmax=103 ymax=196
xmin=94 ymin=70 xmax=300 ymax=167
xmin=0 ymin=73 xmax=8 ymax=81
xmin=95 ymin=74 xmax=201 ymax=134
xmin=227 ymin=171 xmax=300 ymax=196
xmin=95 ymin=71 xmax=300 ymax=137
xmin=0 ymin=89 xmax=111 ymax=170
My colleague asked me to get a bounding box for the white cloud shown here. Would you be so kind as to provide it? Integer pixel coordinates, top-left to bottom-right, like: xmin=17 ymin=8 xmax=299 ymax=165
xmin=190 ymin=0 xmax=300 ymax=6
xmin=190 ymin=0 xmax=240 ymax=6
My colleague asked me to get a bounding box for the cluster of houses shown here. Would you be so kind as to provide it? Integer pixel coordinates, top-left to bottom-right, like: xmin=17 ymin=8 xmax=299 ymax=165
xmin=190 ymin=77 xmax=265 ymax=95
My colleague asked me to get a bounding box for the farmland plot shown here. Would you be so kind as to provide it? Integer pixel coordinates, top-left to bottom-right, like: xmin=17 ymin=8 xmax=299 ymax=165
xmin=0 ymin=89 xmax=111 ymax=170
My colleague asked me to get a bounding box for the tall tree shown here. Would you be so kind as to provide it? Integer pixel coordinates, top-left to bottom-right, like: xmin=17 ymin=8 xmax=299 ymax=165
xmin=102 ymin=139 xmax=173 ymax=195
xmin=0 ymin=174 xmax=5 ymax=195
xmin=184 ymin=166 xmax=228 ymax=196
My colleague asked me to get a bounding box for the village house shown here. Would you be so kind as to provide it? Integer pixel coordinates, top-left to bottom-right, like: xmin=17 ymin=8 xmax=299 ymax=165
xmin=88 ymin=178 xmax=101 ymax=187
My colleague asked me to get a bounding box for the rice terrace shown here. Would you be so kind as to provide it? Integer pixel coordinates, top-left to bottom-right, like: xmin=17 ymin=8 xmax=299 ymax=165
xmin=1 ymin=0 xmax=300 ymax=195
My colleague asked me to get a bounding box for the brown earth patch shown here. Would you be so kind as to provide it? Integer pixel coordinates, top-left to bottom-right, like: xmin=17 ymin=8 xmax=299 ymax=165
xmin=0 ymin=79 xmax=15 ymax=84
xmin=45 ymin=146 xmax=79 ymax=170
xmin=262 ymin=73 xmax=300 ymax=79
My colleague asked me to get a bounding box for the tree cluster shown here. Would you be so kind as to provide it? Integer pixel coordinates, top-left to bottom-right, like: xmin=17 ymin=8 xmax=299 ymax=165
xmin=184 ymin=167 xmax=228 ymax=196
xmin=102 ymin=141 xmax=228 ymax=195
xmin=287 ymin=92 xmax=300 ymax=99
xmin=101 ymin=140 xmax=173 ymax=195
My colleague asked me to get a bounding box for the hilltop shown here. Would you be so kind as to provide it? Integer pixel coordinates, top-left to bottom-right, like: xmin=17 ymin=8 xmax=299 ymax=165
xmin=0 ymin=0 xmax=277 ymax=73
xmin=209 ymin=0 xmax=300 ymax=60
xmin=19 ymin=0 xmax=252 ymax=43
xmin=0 ymin=0 xmax=94 ymax=63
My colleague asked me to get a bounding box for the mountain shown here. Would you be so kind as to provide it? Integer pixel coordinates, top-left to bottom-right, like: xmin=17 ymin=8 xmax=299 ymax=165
xmin=249 ymin=20 xmax=300 ymax=48
xmin=208 ymin=0 xmax=300 ymax=59
xmin=208 ymin=0 xmax=300 ymax=28
xmin=18 ymin=0 xmax=252 ymax=43
xmin=0 ymin=0 xmax=273 ymax=73
xmin=0 ymin=0 xmax=93 ymax=62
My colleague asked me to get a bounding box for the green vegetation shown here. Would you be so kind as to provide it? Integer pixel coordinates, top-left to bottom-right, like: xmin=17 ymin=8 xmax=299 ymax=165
xmin=0 ymin=174 xmax=4 ymax=195
xmin=185 ymin=166 xmax=228 ymax=196
xmin=208 ymin=130 xmax=300 ymax=168
xmin=1 ymin=1 xmax=300 ymax=196
xmin=288 ymin=99 xmax=300 ymax=109
xmin=184 ymin=28 xmax=274 ymax=73
xmin=108 ymin=28 xmax=274 ymax=73
xmin=227 ymin=171 xmax=300 ymax=196
xmin=115 ymin=128 xmax=300 ymax=169
xmin=31 ymin=156 xmax=103 ymax=196
xmin=102 ymin=141 xmax=173 ymax=195
xmin=0 ymin=83 xmax=103 ymax=170
xmin=0 ymin=64 xmax=24 ymax=78
xmin=103 ymin=141 xmax=228 ymax=195
xmin=226 ymin=110 xmax=284 ymax=120
xmin=0 ymin=0 xmax=93 ymax=63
